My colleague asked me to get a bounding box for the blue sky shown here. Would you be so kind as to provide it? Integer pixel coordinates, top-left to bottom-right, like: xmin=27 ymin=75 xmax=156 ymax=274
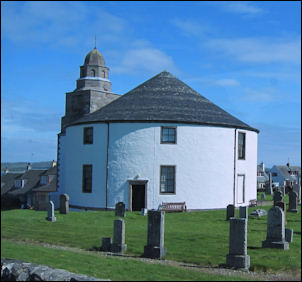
xmin=1 ymin=1 xmax=301 ymax=167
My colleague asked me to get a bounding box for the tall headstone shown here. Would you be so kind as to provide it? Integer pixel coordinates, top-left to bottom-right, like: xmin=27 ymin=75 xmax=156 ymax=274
xmin=111 ymin=219 xmax=127 ymax=253
xmin=143 ymin=210 xmax=166 ymax=259
xmin=59 ymin=194 xmax=70 ymax=214
xmin=226 ymin=204 xmax=235 ymax=220
xmin=226 ymin=218 xmax=250 ymax=270
xmin=275 ymin=201 xmax=287 ymax=225
xmin=115 ymin=202 xmax=126 ymax=217
xmin=46 ymin=201 xmax=56 ymax=222
xmin=280 ymin=186 xmax=285 ymax=196
xmin=265 ymin=173 xmax=273 ymax=195
xmin=293 ymin=184 xmax=301 ymax=204
xmin=287 ymin=191 xmax=299 ymax=213
xmin=273 ymin=190 xmax=283 ymax=206
xmin=239 ymin=206 xmax=248 ymax=220
xmin=262 ymin=206 xmax=289 ymax=250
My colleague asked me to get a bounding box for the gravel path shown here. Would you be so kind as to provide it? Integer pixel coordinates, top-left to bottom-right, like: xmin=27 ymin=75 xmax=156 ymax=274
xmin=4 ymin=239 xmax=301 ymax=281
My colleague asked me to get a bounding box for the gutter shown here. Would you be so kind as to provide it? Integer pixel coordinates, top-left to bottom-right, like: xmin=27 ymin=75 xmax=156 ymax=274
xmin=233 ymin=129 xmax=237 ymax=206
xmin=105 ymin=122 xmax=110 ymax=210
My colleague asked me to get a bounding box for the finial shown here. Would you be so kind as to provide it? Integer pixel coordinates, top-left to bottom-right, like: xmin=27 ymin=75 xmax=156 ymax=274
xmin=94 ymin=35 xmax=96 ymax=49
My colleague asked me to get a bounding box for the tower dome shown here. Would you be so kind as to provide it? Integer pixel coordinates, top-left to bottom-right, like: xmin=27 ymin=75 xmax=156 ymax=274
xmin=84 ymin=47 xmax=105 ymax=66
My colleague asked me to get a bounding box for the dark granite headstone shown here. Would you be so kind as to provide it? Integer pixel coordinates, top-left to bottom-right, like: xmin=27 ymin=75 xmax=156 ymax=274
xmin=226 ymin=204 xmax=235 ymax=220
xmin=59 ymin=194 xmax=69 ymax=214
xmin=287 ymin=191 xmax=298 ymax=213
xmin=115 ymin=202 xmax=126 ymax=217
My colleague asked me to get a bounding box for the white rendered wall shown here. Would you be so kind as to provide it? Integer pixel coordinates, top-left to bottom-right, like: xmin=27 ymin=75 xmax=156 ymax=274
xmin=58 ymin=124 xmax=108 ymax=208
xmin=59 ymin=122 xmax=258 ymax=210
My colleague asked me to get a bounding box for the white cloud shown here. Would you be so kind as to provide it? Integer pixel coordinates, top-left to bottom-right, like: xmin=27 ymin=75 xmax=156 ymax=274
xmin=185 ymin=77 xmax=240 ymax=87
xmin=112 ymin=47 xmax=179 ymax=75
xmin=206 ymin=37 xmax=301 ymax=64
xmin=215 ymin=1 xmax=264 ymax=16
xmin=242 ymin=87 xmax=278 ymax=102
xmin=170 ymin=18 xmax=209 ymax=37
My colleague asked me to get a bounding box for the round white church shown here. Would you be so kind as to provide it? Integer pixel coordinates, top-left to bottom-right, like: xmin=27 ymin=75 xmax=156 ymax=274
xmin=57 ymin=48 xmax=259 ymax=211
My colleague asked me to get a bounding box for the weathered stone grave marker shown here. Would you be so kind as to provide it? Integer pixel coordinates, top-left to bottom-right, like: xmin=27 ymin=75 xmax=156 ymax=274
xmin=111 ymin=219 xmax=127 ymax=253
xmin=287 ymin=191 xmax=299 ymax=213
xmin=293 ymin=183 xmax=301 ymax=204
xmin=265 ymin=173 xmax=273 ymax=195
xmin=273 ymin=190 xmax=283 ymax=206
xmin=46 ymin=201 xmax=56 ymax=222
xmin=275 ymin=201 xmax=287 ymax=224
xmin=226 ymin=204 xmax=235 ymax=220
xmin=59 ymin=194 xmax=69 ymax=214
xmin=115 ymin=202 xmax=126 ymax=217
xmin=100 ymin=237 xmax=112 ymax=252
xmin=239 ymin=206 xmax=248 ymax=220
xmin=226 ymin=218 xmax=250 ymax=270
xmin=143 ymin=210 xmax=166 ymax=259
xmin=262 ymin=206 xmax=289 ymax=250
xmin=285 ymin=228 xmax=293 ymax=243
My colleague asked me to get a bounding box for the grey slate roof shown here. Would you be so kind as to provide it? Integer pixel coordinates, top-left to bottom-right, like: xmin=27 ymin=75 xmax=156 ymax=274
xmin=8 ymin=169 xmax=47 ymax=196
xmin=32 ymin=175 xmax=57 ymax=192
xmin=1 ymin=173 xmax=23 ymax=196
xmin=276 ymin=165 xmax=301 ymax=181
xmin=71 ymin=71 xmax=259 ymax=132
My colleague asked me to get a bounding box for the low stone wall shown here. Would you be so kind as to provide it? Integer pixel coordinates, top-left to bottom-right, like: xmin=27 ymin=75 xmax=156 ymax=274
xmin=1 ymin=258 xmax=110 ymax=281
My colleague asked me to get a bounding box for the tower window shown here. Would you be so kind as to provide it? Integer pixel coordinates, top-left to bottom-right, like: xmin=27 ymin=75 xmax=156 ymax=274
xmin=82 ymin=165 xmax=92 ymax=193
xmin=103 ymin=70 xmax=106 ymax=78
xmin=90 ymin=69 xmax=95 ymax=77
xmin=83 ymin=127 xmax=93 ymax=144
xmin=160 ymin=166 xmax=176 ymax=194
xmin=238 ymin=132 xmax=246 ymax=160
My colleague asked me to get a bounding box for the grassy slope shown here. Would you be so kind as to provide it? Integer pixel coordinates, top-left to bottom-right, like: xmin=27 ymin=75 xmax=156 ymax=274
xmin=1 ymin=206 xmax=301 ymax=273
xmin=1 ymin=239 xmax=254 ymax=281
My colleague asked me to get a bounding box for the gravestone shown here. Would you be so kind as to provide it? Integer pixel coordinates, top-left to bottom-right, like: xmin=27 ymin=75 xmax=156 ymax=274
xmin=46 ymin=201 xmax=56 ymax=222
xmin=262 ymin=206 xmax=289 ymax=250
xmin=111 ymin=219 xmax=127 ymax=253
xmin=226 ymin=204 xmax=235 ymax=220
xmin=59 ymin=194 xmax=69 ymax=214
xmin=100 ymin=237 xmax=112 ymax=252
xmin=239 ymin=206 xmax=248 ymax=220
xmin=273 ymin=190 xmax=283 ymax=206
xmin=285 ymin=228 xmax=293 ymax=243
xmin=141 ymin=208 xmax=148 ymax=216
xmin=275 ymin=201 xmax=287 ymax=225
xmin=280 ymin=186 xmax=285 ymax=196
xmin=265 ymin=173 xmax=273 ymax=195
xmin=226 ymin=218 xmax=250 ymax=270
xmin=115 ymin=202 xmax=126 ymax=217
xmin=143 ymin=210 xmax=166 ymax=259
xmin=293 ymin=184 xmax=301 ymax=204
xmin=287 ymin=191 xmax=298 ymax=213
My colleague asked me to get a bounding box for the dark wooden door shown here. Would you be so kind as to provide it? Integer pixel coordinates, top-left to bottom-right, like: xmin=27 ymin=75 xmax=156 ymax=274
xmin=132 ymin=185 xmax=145 ymax=211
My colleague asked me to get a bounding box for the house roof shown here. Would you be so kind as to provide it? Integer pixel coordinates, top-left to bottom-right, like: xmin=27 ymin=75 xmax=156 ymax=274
xmin=275 ymin=165 xmax=301 ymax=181
xmin=71 ymin=71 xmax=259 ymax=133
xmin=41 ymin=165 xmax=57 ymax=176
xmin=32 ymin=175 xmax=57 ymax=192
xmin=8 ymin=169 xmax=47 ymax=196
xmin=1 ymin=173 xmax=23 ymax=195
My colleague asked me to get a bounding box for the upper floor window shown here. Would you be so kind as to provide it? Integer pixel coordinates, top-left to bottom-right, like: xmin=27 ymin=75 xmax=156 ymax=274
xmin=82 ymin=165 xmax=92 ymax=193
xmin=161 ymin=127 xmax=176 ymax=144
xmin=40 ymin=175 xmax=49 ymax=185
xmin=83 ymin=127 xmax=93 ymax=144
xmin=272 ymin=172 xmax=278 ymax=177
xmin=238 ymin=132 xmax=246 ymax=160
xmin=14 ymin=179 xmax=24 ymax=188
xmin=90 ymin=69 xmax=95 ymax=77
xmin=160 ymin=166 xmax=176 ymax=194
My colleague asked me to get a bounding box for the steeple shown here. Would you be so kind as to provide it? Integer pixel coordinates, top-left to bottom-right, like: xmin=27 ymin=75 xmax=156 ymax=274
xmin=76 ymin=47 xmax=112 ymax=92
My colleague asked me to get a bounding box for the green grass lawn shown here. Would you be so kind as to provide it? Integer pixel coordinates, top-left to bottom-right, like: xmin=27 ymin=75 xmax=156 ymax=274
xmin=1 ymin=205 xmax=301 ymax=275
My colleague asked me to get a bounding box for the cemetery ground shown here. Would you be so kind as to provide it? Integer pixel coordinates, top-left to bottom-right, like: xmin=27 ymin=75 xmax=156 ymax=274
xmin=1 ymin=204 xmax=301 ymax=281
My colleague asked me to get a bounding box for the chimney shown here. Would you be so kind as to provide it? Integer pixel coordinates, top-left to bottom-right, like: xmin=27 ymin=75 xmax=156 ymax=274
xmin=26 ymin=162 xmax=32 ymax=171
xmin=4 ymin=167 xmax=9 ymax=174
xmin=260 ymin=162 xmax=265 ymax=171
xmin=51 ymin=160 xmax=56 ymax=167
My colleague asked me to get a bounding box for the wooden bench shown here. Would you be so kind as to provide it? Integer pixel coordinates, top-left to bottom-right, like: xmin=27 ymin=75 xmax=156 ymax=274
xmin=249 ymin=199 xmax=257 ymax=207
xmin=161 ymin=202 xmax=187 ymax=212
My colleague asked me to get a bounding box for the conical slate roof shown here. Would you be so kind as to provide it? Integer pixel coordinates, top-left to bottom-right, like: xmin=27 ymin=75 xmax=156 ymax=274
xmin=71 ymin=71 xmax=259 ymax=132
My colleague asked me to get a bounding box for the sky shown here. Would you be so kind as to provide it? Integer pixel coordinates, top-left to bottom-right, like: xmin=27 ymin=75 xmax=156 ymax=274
xmin=1 ymin=1 xmax=301 ymax=168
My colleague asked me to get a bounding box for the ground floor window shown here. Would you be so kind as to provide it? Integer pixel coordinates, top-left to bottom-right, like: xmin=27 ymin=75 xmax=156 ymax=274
xmin=160 ymin=166 xmax=176 ymax=194
xmin=82 ymin=164 xmax=92 ymax=193
xmin=237 ymin=174 xmax=245 ymax=204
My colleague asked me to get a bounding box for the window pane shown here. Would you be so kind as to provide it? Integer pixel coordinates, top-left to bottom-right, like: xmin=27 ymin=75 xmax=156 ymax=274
xmin=161 ymin=127 xmax=176 ymax=143
xmin=160 ymin=166 xmax=175 ymax=193
xmin=238 ymin=132 xmax=245 ymax=159
xmin=83 ymin=165 xmax=92 ymax=193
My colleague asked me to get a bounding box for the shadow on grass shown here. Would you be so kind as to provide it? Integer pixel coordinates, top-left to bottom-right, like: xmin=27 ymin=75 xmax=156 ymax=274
xmin=294 ymin=231 xmax=301 ymax=235
xmin=247 ymin=246 xmax=262 ymax=250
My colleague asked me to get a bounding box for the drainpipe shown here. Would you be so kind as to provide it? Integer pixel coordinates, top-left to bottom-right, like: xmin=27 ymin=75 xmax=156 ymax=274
xmin=233 ymin=129 xmax=237 ymax=206
xmin=105 ymin=122 xmax=110 ymax=210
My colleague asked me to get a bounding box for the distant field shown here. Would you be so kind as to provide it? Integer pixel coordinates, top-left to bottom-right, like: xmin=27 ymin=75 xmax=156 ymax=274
xmin=1 ymin=205 xmax=300 ymax=275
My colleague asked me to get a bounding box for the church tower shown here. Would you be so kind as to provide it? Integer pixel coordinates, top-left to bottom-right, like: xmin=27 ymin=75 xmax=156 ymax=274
xmin=61 ymin=47 xmax=119 ymax=132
